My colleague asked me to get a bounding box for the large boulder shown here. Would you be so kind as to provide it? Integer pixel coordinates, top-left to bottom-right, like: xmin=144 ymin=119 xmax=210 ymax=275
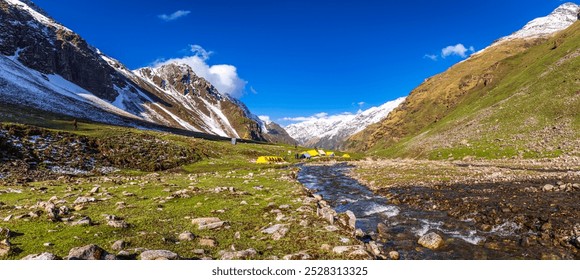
xmin=66 ymin=244 xmax=116 ymax=260
xmin=418 ymin=232 xmax=444 ymax=250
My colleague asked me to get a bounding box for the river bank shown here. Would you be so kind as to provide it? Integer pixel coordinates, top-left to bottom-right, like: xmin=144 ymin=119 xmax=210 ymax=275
xmin=348 ymin=158 xmax=580 ymax=259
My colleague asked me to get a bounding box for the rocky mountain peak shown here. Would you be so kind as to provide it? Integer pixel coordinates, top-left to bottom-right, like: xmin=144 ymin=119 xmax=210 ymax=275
xmin=498 ymin=2 xmax=579 ymax=42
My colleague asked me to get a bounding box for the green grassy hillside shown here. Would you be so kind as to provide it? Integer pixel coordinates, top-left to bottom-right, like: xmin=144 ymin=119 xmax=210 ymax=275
xmin=348 ymin=22 xmax=580 ymax=159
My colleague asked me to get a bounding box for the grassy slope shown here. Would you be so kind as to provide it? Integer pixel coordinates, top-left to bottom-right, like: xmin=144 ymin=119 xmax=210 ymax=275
xmin=349 ymin=22 xmax=580 ymax=159
xmin=0 ymin=107 xmax=364 ymax=259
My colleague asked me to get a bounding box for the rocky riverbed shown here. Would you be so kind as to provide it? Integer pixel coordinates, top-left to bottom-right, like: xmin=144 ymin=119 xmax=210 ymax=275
xmin=348 ymin=158 xmax=580 ymax=259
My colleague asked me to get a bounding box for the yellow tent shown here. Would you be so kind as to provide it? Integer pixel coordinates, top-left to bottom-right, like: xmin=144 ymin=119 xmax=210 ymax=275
xmin=342 ymin=154 xmax=351 ymax=158
xmin=326 ymin=151 xmax=335 ymax=157
xmin=307 ymin=150 xmax=319 ymax=157
xmin=256 ymin=156 xmax=284 ymax=164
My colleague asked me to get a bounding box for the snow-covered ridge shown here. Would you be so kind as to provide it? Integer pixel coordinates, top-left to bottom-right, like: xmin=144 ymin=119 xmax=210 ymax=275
xmin=4 ymin=0 xmax=71 ymax=32
xmin=498 ymin=2 xmax=579 ymax=42
xmin=285 ymin=97 xmax=406 ymax=149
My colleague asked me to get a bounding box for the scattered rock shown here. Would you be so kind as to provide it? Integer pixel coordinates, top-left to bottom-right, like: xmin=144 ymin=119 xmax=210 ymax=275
xmin=193 ymin=249 xmax=205 ymax=255
xmin=366 ymin=241 xmax=381 ymax=257
xmin=140 ymin=250 xmax=179 ymax=260
xmin=345 ymin=210 xmax=356 ymax=229
xmin=66 ymin=244 xmax=116 ymax=260
xmin=74 ymin=197 xmax=96 ymax=204
xmin=3 ymin=215 xmax=12 ymax=222
xmin=219 ymin=248 xmax=257 ymax=260
xmin=199 ymin=238 xmax=217 ymax=247
xmin=0 ymin=239 xmax=12 ymax=257
xmin=72 ymin=216 xmax=92 ymax=226
xmin=111 ymin=240 xmax=127 ymax=251
xmin=418 ymin=232 xmax=444 ymax=250
xmin=178 ymin=231 xmax=196 ymax=241
xmin=192 ymin=217 xmax=225 ymax=230
xmin=90 ymin=186 xmax=100 ymax=194
xmin=282 ymin=251 xmax=311 ymax=260
xmin=325 ymin=225 xmax=339 ymax=232
xmin=348 ymin=248 xmax=371 ymax=258
xmin=234 ymin=231 xmax=241 ymax=239
xmin=542 ymin=184 xmax=555 ymax=192
xmin=0 ymin=228 xmax=14 ymax=238
xmin=43 ymin=242 xmax=54 ymax=247
xmin=332 ymin=245 xmax=360 ymax=255
xmin=317 ymin=207 xmax=336 ymax=224
xmin=389 ymin=251 xmax=400 ymax=260
xmin=22 ymin=252 xmax=59 ymax=260
xmin=261 ymin=224 xmax=289 ymax=240
xmin=105 ymin=215 xmax=129 ymax=228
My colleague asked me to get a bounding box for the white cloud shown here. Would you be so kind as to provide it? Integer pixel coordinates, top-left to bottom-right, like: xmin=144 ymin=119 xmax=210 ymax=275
xmin=424 ymin=54 xmax=438 ymax=61
xmin=441 ymin=43 xmax=475 ymax=58
xmin=357 ymin=101 xmax=365 ymax=107
xmin=258 ymin=115 xmax=271 ymax=124
xmin=158 ymin=10 xmax=191 ymax=22
xmin=250 ymin=86 xmax=258 ymax=94
xmin=153 ymin=45 xmax=247 ymax=98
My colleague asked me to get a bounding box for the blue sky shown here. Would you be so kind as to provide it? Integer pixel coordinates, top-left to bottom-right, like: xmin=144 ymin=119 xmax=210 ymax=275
xmin=33 ymin=0 xmax=570 ymax=126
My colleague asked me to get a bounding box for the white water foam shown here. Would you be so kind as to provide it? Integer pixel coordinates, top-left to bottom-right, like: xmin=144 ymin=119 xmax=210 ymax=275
xmin=414 ymin=219 xmax=485 ymax=245
xmin=491 ymin=221 xmax=521 ymax=237
xmin=363 ymin=203 xmax=400 ymax=217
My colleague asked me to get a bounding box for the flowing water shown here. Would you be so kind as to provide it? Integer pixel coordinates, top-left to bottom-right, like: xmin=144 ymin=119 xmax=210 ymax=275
xmin=298 ymin=163 xmax=525 ymax=259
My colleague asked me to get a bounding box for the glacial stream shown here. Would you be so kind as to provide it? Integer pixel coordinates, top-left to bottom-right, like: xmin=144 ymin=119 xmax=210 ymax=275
xmin=297 ymin=163 xmax=518 ymax=259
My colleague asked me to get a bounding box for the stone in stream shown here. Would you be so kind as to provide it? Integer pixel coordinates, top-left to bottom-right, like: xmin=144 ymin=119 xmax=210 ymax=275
xmin=22 ymin=252 xmax=59 ymax=260
xmin=366 ymin=241 xmax=382 ymax=257
xmin=388 ymin=251 xmax=400 ymax=260
xmin=418 ymin=232 xmax=444 ymax=250
xmin=140 ymin=250 xmax=179 ymax=260
xmin=66 ymin=244 xmax=117 ymax=260
xmin=542 ymin=184 xmax=555 ymax=192
xmin=345 ymin=210 xmax=357 ymax=229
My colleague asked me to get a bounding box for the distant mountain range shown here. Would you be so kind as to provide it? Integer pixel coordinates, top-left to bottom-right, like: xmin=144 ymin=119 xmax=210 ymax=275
xmin=347 ymin=2 xmax=580 ymax=159
xmin=285 ymin=97 xmax=405 ymax=150
xmin=0 ymin=0 xmax=295 ymax=144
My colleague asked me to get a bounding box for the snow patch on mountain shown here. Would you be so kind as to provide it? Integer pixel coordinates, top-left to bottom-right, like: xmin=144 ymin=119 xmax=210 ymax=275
xmin=4 ymin=0 xmax=71 ymax=32
xmin=285 ymin=97 xmax=406 ymax=149
xmin=498 ymin=2 xmax=579 ymax=42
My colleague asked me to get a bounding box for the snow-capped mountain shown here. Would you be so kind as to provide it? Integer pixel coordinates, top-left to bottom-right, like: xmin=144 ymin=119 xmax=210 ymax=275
xmin=0 ymin=0 xmax=277 ymax=141
xmin=497 ymin=2 xmax=579 ymax=42
xmin=285 ymin=97 xmax=405 ymax=149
